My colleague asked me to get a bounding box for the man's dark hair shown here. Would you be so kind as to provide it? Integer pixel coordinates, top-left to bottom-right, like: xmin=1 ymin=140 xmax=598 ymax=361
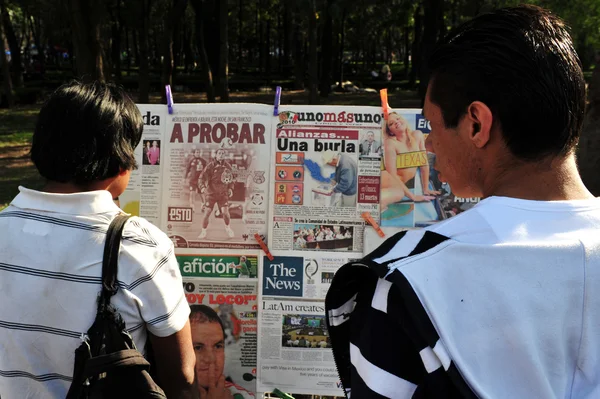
xmin=428 ymin=5 xmax=585 ymax=160
xmin=189 ymin=305 xmax=226 ymax=335
xmin=31 ymin=81 xmax=143 ymax=185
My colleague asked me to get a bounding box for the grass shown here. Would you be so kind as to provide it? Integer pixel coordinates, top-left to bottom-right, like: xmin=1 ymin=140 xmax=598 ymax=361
xmin=0 ymin=105 xmax=42 ymax=210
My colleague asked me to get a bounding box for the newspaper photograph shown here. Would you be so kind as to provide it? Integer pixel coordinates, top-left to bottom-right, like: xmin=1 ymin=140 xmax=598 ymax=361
xmin=178 ymin=250 xmax=259 ymax=398
xmin=268 ymin=106 xmax=383 ymax=253
xmin=161 ymin=104 xmax=271 ymax=249
xmin=257 ymin=251 xmax=355 ymax=396
xmin=120 ymin=104 xmax=167 ymax=226
xmin=380 ymin=109 xmax=480 ymax=228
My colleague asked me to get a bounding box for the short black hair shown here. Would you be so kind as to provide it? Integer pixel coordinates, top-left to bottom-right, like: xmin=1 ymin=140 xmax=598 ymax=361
xmin=428 ymin=5 xmax=585 ymax=160
xmin=31 ymin=81 xmax=143 ymax=185
xmin=189 ymin=305 xmax=226 ymax=336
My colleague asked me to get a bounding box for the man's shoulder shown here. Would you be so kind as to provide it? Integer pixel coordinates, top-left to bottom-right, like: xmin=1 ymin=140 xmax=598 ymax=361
xmin=424 ymin=204 xmax=485 ymax=237
xmin=365 ymin=205 xmax=493 ymax=265
xmin=122 ymin=216 xmax=174 ymax=249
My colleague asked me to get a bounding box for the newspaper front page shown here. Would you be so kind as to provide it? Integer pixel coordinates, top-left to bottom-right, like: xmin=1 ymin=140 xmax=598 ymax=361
xmin=257 ymin=251 xmax=358 ymax=396
xmin=120 ymin=104 xmax=167 ymax=225
xmin=162 ymin=104 xmax=271 ymax=249
xmin=178 ymin=250 xmax=259 ymax=398
xmin=380 ymin=109 xmax=480 ymax=228
xmin=268 ymin=106 xmax=383 ymax=253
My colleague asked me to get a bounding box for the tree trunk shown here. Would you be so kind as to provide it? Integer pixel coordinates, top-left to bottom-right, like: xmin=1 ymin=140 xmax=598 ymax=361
xmin=237 ymin=0 xmax=243 ymax=71
xmin=28 ymin=15 xmax=45 ymax=76
xmin=69 ymin=0 xmax=105 ymax=81
xmin=125 ymin=26 xmax=131 ymax=75
xmin=335 ymin=7 xmax=346 ymax=88
xmin=409 ymin=6 xmax=422 ymax=87
xmin=162 ymin=0 xmax=188 ymax=102
xmin=277 ymin=8 xmax=282 ymax=73
xmin=0 ymin=8 xmax=14 ymax=107
xmin=308 ymin=0 xmax=318 ymax=104
xmin=403 ymin=26 xmax=409 ymax=78
xmin=191 ymin=0 xmax=216 ymax=102
xmin=419 ymin=0 xmax=443 ymax=97
xmin=203 ymin=0 xmax=220 ymax=93
xmin=173 ymin=24 xmax=183 ymax=79
xmin=292 ymin=9 xmax=304 ymax=90
xmin=283 ymin=0 xmax=291 ymax=72
xmin=138 ymin=0 xmax=151 ymax=103
xmin=258 ymin=0 xmax=263 ymax=74
xmin=319 ymin=0 xmax=333 ymax=98
xmin=579 ymin=53 xmax=600 ymax=196
xmin=132 ymin=26 xmax=139 ymax=66
xmin=219 ymin=0 xmax=229 ymax=102
xmin=265 ymin=18 xmax=270 ymax=83
xmin=110 ymin=0 xmax=122 ymax=82
xmin=183 ymin=25 xmax=194 ymax=72
xmin=1 ymin=0 xmax=23 ymax=88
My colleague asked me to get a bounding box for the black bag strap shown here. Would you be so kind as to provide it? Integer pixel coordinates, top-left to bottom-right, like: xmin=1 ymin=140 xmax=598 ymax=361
xmin=82 ymin=349 xmax=150 ymax=379
xmin=99 ymin=214 xmax=132 ymax=308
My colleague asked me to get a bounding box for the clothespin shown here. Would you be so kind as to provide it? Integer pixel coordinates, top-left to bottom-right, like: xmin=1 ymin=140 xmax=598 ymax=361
xmin=362 ymin=212 xmax=385 ymax=238
xmin=272 ymin=388 xmax=295 ymax=399
xmin=165 ymin=85 xmax=174 ymax=114
xmin=254 ymin=233 xmax=274 ymax=261
xmin=380 ymin=88 xmax=390 ymax=121
xmin=273 ymin=86 xmax=282 ymax=116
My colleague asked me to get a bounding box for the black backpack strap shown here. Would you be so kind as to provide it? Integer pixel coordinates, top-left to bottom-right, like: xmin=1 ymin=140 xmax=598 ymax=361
xmin=82 ymin=349 xmax=150 ymax=379
xmin=99 ymin=214 xmax=132 ymax=308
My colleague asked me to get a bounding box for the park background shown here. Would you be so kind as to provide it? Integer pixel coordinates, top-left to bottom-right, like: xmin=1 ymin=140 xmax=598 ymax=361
xmin=2 ymin=0 xmax=600 ymax=211
xmin=1 ymin=1 xmax=599 ymax=398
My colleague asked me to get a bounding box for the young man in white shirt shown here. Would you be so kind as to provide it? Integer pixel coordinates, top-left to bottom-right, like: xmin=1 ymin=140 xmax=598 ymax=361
xmin=0 ymin=81 xmax=196 ymax=398
xmin=326 ymin=5 xmax=600 ymax=398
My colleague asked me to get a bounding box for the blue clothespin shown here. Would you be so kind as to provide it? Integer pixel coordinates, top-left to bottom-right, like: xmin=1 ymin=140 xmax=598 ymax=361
xmin=273 ymin=86 xmax=282 ymax=116
xmin=165 ymin=85 xmax=174 ymax=114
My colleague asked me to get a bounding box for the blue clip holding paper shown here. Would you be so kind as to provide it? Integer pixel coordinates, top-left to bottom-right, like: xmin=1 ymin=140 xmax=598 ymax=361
xmin=165 ymin=85 xmax=174 ymax=114
xmin=273 ymin=86 xmax=282 ymax=116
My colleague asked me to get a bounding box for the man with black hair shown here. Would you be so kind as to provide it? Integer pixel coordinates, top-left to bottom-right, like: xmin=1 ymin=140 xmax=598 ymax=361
xmin=189 ymin=305 xmax=255 ymax=399
xmin=326 ymin=5 xmax=600 ymax=398
xmin=0 ymin=81 xmax=196 ymax=398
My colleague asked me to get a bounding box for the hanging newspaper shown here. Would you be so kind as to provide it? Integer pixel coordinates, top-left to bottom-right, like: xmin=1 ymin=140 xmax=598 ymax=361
xmin=120 ymin=104 xmax=167 ymax=226
xmin=268 ymin=105 xmax=383 ymax=253
xmin=380 ymin=109 xmax=480 ymax=228
xmin=178 ymin=249 xmax=259 ymax=398
xmin=161 ymin=104 xmax=271 ymax=249
xmin=257 ymin=251 xmax=358 ymax=396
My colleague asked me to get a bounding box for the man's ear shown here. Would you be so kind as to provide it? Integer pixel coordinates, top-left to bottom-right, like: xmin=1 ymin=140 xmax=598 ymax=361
xmin=118 ymin=168 xmax=129 ymax=176
xmin=465 ymin=101 xmax=493 ymax=149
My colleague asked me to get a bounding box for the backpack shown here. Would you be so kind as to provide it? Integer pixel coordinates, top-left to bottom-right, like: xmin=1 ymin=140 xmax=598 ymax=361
xmin=66 ymin=214 xmax=167 ymax=399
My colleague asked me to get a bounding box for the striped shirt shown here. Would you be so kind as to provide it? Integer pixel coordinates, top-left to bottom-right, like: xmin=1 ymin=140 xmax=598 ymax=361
xmin=0 ymin=187 xmax=190 ymax=398
xmin=326 ymin=196 xmax=600 ymax=398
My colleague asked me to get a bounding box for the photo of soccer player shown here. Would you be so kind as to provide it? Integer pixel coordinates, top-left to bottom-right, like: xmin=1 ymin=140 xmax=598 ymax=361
xmin=185 ymin=147 xmax=208 ymax=212
xmin=198 ymin=143 xmax=236 ymax=239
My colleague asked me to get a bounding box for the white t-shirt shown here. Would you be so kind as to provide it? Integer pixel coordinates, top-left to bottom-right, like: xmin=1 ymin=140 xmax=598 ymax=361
xmin=375 ymin=196 xmax=600 ymax=398
xmin=0 ymin=187 xmax=190 ymax=398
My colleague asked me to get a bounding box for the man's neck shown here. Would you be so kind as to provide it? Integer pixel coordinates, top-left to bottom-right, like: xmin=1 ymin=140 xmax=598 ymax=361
xmin=481 ymin=154 xmax=594 ymax=201
xmin=43 ymin=178 xmax=117 ymax=198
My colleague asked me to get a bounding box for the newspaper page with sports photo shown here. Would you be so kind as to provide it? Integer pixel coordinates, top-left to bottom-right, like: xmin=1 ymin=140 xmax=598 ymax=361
xmin=268 ymin=106 xmax=383 ymax=253
xmin=178 ymin=250 xmax=259 ymax=398
xmin=256 ymin=251 xmax=356 ymax=396
xmin=379 ymin=109 xmax=480 ymax=228
xmin=161 ymin=104 xmax=271 ymax=249
xmin=120 ymin=104 xmax=167 ymax=225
